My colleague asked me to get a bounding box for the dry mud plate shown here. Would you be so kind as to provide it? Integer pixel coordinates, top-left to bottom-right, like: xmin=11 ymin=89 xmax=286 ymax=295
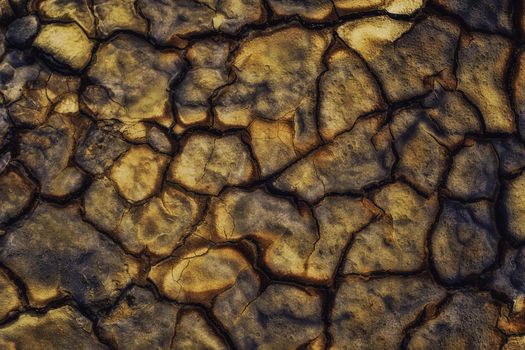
xmin=2 ymin=0 xmax=525 ymax=349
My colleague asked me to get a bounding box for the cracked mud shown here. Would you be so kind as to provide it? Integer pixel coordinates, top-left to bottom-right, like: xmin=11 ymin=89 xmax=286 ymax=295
xmin=0 ymin=0 xmax=525 ymax=349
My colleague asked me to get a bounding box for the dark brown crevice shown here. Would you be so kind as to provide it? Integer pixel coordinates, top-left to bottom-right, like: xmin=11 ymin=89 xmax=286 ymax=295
xmin=322 ymin=215 xmax=383 ymax=346
xmin=143 ymin=242 xmax=247 ymax=350
xmin=313 ymin=30 xmax=338 ymax=144
xmin=505 ymin=47 xmax=522 ymax=142
xmin=399 ymin=293 xmax=452 ymax=350
xmin=0 ymin=261 xmax=30 ymax=309
xmin=334 ymin=30 xmax=390 ymax=106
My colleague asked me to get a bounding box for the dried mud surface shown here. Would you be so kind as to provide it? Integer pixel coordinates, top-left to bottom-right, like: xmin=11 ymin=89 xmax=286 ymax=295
xmin=0 ymin=0 xmax=525 ymax=349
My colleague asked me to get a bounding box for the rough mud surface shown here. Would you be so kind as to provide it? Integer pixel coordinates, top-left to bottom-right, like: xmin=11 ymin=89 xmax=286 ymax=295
xmin=0 ymin=0 xmax=524 ymax=349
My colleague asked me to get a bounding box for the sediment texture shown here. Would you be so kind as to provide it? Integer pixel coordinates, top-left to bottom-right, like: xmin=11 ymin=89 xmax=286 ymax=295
xmin=0 ymin=0 xmax=524 ymax=349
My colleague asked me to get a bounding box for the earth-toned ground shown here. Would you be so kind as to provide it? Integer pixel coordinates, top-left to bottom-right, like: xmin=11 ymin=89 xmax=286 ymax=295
xmin=0 ymin=0 xmax=525 ymax=349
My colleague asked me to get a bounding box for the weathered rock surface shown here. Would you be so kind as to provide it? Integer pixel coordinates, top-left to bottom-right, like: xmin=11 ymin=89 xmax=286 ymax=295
xmin=114 ymin=185 xmax=201 ymax=257
xmin=150 ymin=246 xmax=257 ymax=305
xmin=0 ymin=2 xmax=520 ymax=347
xmin=0 ymin=50 xmax=43 ymax=102
xmin=172 ymin=310 xmax=227 ymax=350
xmin=0 ymin=203 xmax=135 ymax=309
xmin=98 ymin=286 xmax=179 ymax=349
xmin=420 ymin=85 xmax=483 ymax=147
xmin=344 ymin=182 xmax=439 ymax=274
xmin=498 ymin=302 xmax=525 ymax=337
xmin=0 ymin=0 xmax=15 ymax=22
xmin=319 ymin=46 xmax=384 ymax=141
xmin=390 ymin=86 xmax=483 ymax=194
xmin=493 ymin=137 xmax=525 ymax=175
xmin=36 ymin=0 xmax=96 ymax=36
xmin=330 ymin=275 xmax=446 ymax=349
xmin=0 ymin=167 xmax=35 ymax=225
xmin=214 ymin=26 xmax=330 ymax=156
xmin=433 ymin=0 xmax=513 ymax=34
xmin=431 ymin=200 xmax=499 ymax=284
xmin=109 ymin=145 xmax=169 ymax=203
xmin=93 ymin=0 xmax=147 ymax=37
xmin=74 ymin=125 xmax=129 ymax=175
xmin=248 ymin=119 xmax=298 ymax=176
xmin=7 ymin=71 xmax=81 ymax=127
xmin=174 ymin=39 xmax=230 ymax=127
xmin=501 ymin=173 xmax=525 ymax=242
xmin=139 ymin=0 xmax=265 ymax=46
xmin=445 ymin=140 xmax=499 ymax=201
xmin=268 ymin=0 xmax=335 ymax=21
xmin=147 ymin=126 xmax=173 ymax=154
xmin=215 ymin=283 xmax=324 ymax=349
xmin=407 ymin=292 xmax=504 ymax=349
xmin=0 ymin=306 xmax=106 ymax=349
xmin=7 ymin=85 xmax=50 ymax=127
xmin=6 ymin=15 xmax=39 ymax=47
xmin=83 ymin=177 xmax=127 ymax=233
xmin=335 ymin=0 xmax=424 ymax=15
xmin=83 ymin=35 xmax=183 ymax=127
xmin=513 ymin=50 xmax=525 ymax=140
xmin=337 ymin=16 xmax=458 ymax=102
xmin=312 ymin=195 xmax=378 ymax=281
xmin=274 ymin=115 xmax=394 ymax=202
xmin=192 ymin=188 xmax=376 ymax=281
xmin=391 ymin=108 xmax=449 ymax=194
xmin=34 ymin=23 xmax=94 ymax=71
xmin=168 ymin=133 xmax=255 ymax=195
xmin=0 ymin=269 xmax=21 ymax=321
xmin=504 ymin=337 xmax=525 ymax=350
xmin=0 ymin=107 xmax=10 ymax=147
xmin=17 ymin=113 xmax=87 ymax=199
xmin=490 ymin=247 xmax=525 ymax=301
xmin=457 ymin=32 xmax=514 ymax=133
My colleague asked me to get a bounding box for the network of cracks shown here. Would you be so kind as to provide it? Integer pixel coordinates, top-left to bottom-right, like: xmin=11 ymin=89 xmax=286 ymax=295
xmin=1 ymin=0 xmax=525 ymax=349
